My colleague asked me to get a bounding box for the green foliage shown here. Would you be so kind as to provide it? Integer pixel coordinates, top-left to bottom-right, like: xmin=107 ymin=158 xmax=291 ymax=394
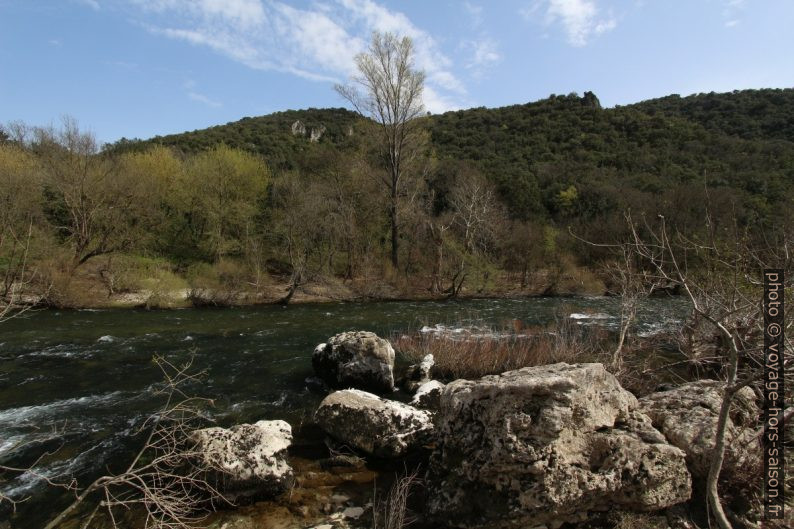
xmin=429 ymin=90 xmax=794 ymax=232
xmin=106 ymin=108 xmax=363 ymax=173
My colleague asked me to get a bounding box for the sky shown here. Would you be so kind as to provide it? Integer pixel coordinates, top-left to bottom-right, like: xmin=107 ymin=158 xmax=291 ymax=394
xmin=1 ymin=0 xmax=792 ymax=144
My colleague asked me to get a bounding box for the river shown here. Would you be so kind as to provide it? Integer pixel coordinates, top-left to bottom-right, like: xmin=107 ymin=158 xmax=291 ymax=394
xmin=0 ymin=297 xmax=689 ymax=528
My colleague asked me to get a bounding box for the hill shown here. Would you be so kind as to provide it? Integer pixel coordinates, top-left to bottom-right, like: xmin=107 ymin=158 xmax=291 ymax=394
xmin=107 ymin=88 xmax=794 ymax=231
xmin=109 ymin=107 xmax=363 ymax=171
xmin=630 ymin=88 xmax=794 ymax=141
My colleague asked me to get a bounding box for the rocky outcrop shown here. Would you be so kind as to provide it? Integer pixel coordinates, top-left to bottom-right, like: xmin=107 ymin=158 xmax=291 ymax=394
xmin=291 ymin=120 xmax=306 ymax=136
xmin=191 ymin=420 xmax=294 ymax=502
xmin=312 ymin=331 xmax=395 ymax=393
xmin=314 ymin=389 xmax=433 ymax=458
xmin=426 ymin=363 xmax=691 ymax=528
xmin=410 ymin=380 xmax=445 ymax=409
xmin=401 ymin=354 xmax=434 ymax=392
xmin=639 ymin=380 xmax=759 ymax=480
xmin=309 ymin=125 xmax=326 ymax=142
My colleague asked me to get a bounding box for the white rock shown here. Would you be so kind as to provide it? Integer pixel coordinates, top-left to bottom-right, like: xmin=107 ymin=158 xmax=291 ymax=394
xmin=315 ymin=389 xmax=433 ymax=457
xmin=312 ymin=331 xmax=395 ymax=393
xmin=402 ymin=353 xmax=435 ymax=393
xmin=426 ymin=363 xmax=691 ymax=528
xmin=342 ymin=506 xmax=365 ymax=519
xmin=639 ymin=380 xmax=759 ymax=479
xmin=410 ymin=380 xmax=445 ymax=409
xmin=191 ymin=419 xmax=294 ymax=501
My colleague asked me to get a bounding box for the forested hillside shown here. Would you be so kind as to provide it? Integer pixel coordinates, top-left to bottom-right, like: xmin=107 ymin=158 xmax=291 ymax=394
xmin=110 ymin=107 xmax=363 ymax=171
xmin=3 ymin=89 xmax=793 ymax=308
xmin=110 ymin=88 xmax=794 ymax=233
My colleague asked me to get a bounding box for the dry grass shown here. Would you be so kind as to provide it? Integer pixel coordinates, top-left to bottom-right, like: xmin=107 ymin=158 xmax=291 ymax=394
xmin=393 ymin=318 xmax=609 ymax=380
xmin=372 ymin=469 xmax=420 ymax=529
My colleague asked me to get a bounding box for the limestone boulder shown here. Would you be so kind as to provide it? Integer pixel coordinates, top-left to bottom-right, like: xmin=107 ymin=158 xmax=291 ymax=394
xmin=410 ymin=380 xmax=445 ymax=410
xmin=639 ymin=380 xmax=759 ymax=480
xmin=314 ymin=389 xmax=433 ymax=458
xmin=426 ymin=363 xmax=691 ymax=528
xmin=191 ymin=419 xmax=294 ymax=502
xmin=313 ymin=331 xmax=395 ymax=393
xmin=401 ymin=354 xmax=435 ymax=393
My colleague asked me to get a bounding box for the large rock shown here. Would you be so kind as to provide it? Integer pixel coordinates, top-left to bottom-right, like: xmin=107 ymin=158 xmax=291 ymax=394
xmin=312 ymin=331 xmax=395 ymax=393
xmin=314 ymin=389 xmax=433 ymax=458
xmin=190 ymin=420 xmax=294 ymax=502
xmin=426 ymin=363 xmax=691 ymax=528
xmin=639 ymin=380 xmax=759 ymax=480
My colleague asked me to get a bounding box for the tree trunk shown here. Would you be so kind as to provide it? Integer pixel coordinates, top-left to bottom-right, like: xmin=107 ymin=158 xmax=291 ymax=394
xmin=705 ymin=347 xmax=739 ymax=529
xmin=345 ymin=239 xmax=354 ymax=281
xmin=390 ymin=182 xmax=399 ymax=268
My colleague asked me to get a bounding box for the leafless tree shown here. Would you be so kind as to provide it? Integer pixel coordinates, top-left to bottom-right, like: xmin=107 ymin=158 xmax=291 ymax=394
xmin=448 ymin=170 xmax=499 ymax=255
xmin=620 ymin=213 xmax=792 ymax=529
xmin=0 ymin=221 xmax=43 ymax=323
xmin=31 ymin=118 xmax=155 ymax=270
xmin=336 ymin=31 xmax=426 ymax=269
xmin=572 ymin=215 xmax=663 ymax=370
xmin=270 ymin=173 xmax=330 ymax=304
xmin=0 ymin=140 xmax=45 ymax=321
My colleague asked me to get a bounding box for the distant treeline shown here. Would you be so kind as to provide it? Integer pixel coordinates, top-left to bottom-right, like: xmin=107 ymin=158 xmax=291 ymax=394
xmin=2 ymin=89 xmax=793 ymax=306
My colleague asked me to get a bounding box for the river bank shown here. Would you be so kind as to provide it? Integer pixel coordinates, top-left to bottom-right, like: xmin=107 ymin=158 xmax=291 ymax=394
xmin=18 ymin=258 xmax=608 ymax=310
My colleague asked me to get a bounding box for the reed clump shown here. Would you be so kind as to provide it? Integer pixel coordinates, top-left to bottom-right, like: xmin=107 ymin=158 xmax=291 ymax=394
xmin=393 ymin=318 xmax=609 ymax=380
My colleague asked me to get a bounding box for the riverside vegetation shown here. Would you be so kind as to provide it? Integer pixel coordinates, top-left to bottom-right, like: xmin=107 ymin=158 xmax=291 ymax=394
xmin=2 ymin=87 xmax=794 ymax=310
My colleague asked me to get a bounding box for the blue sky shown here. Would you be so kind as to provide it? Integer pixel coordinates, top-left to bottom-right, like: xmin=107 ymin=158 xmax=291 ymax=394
xmin=1 ymin=0 xmax=792 ymax=143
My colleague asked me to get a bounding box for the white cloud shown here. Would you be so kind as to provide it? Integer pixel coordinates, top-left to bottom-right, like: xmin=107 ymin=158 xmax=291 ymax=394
xmin=75 ymin=0 xmax=100 ymax=10
xmin=464 ymin=38 xmax=501 ymax=77
xmin=337 ymin=0 xmax=464 ymax=95
xmin=183 ymin=80 xmax=222 ymax=107
xmin=188 ymin=91 xmax=222 ymax=107
xmin=523 ymin=0 xmax=616 ymax=47
xmin=136 ymin=0 xmax=265 ymax=28
xmin=48 ymin=39 xmax=62 ymax=46
xmin=464 ymin=2 xmax=484 ymax=27
xmin=131 ymin=0 xmax=466 ymax=112
xmin=423 ymin=86 xmax=462 ymax=114
xmin=722 ymin=0 xmax=745 ymax=27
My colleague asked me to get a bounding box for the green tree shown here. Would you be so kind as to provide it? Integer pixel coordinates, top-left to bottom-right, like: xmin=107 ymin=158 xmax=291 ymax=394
xmin=182 ymin=145 xmax=270 ymax=261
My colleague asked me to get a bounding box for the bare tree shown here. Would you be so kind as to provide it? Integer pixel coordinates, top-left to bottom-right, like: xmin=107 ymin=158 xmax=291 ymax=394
xmin=0 ymin=142 xmax=45 ymax=321
xmin=448 ymin=169 xmax=499 ymax=255
xmin=270 ymin=173 xmax=330 ymax=305
xmin=620 ymin=214 xmax=792 ymax=529
xmin=0 ymin=222 xmax=42 ymax=323
xmin=571 ymin=215 xmax=662 ymax=370
xmin=336 ymin=32 xmax=426 ymax=269
xmin=31 ymin=118 xmax=155 ymax=270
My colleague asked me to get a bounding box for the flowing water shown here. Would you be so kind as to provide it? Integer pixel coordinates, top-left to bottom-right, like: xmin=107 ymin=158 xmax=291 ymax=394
xmin=0 ymin=297 xmax=689 ymax=528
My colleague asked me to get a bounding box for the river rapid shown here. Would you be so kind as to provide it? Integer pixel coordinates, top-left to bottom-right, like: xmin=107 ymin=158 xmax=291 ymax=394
xmin=0 ymin=297 xmax=689 ymax=528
